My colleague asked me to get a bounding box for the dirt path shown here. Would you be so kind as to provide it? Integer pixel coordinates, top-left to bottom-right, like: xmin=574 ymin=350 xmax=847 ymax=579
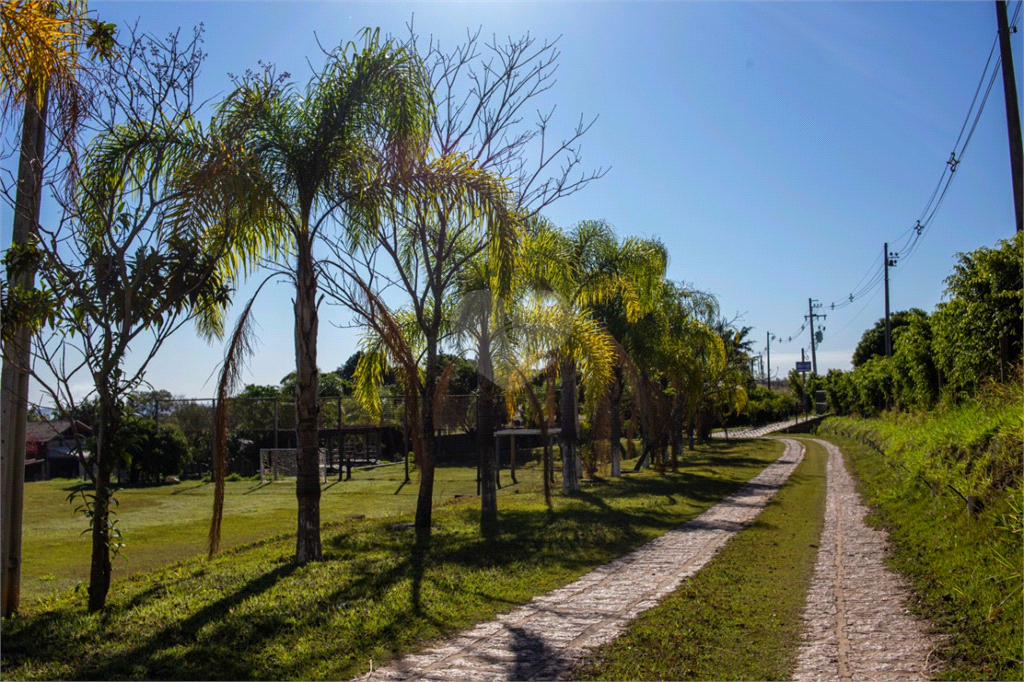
xmin=362 ymin=439 xmax=805 ymax=681
xmin=793 ymin=438 xmax=938 ymax=681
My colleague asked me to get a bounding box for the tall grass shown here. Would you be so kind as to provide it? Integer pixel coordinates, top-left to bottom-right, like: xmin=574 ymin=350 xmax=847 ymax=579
xmin=821 ymin=380 xmax=1022 ymax=501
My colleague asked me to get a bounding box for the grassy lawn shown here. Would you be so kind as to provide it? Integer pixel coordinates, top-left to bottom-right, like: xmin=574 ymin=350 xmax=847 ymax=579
xmin=2 ymin=438 xmax=782 ymax=681
xmin=19 ymin=461 xmax=542 ymax=604
xmin=570 ymin=437 xmax=828 ymax=681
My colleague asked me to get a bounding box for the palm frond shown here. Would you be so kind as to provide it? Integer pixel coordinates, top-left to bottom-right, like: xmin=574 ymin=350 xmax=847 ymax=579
xmin=207 ymin=275 xmax=275 ymax=558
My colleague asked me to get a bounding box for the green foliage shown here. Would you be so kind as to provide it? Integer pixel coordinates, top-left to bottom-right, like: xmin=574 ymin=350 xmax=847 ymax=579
xmin=437 ymin=354 xmax=478 ymax=396
xmin=932 ymin=233 xmax=1023 ymax=395
xmin=890 ymin=313 xmax=939 ymax=409
xmin=729 ymin=384 xmax=799 ymax=426
xmin=852 ymin=308 xmax=928 ymax=367
xmin=820 ymin=381 xmax=1022 ymax=499
xmin=119 ymin=417 xmax=192 ymax=484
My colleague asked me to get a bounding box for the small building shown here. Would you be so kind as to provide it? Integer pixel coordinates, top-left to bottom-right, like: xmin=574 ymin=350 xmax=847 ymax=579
xmin=24 ymin=420 xmax=92 ymax=481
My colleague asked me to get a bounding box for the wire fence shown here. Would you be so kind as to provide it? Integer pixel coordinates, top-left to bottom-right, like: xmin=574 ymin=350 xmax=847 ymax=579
xmin=148 ymin=394 xmax=512 ymax=478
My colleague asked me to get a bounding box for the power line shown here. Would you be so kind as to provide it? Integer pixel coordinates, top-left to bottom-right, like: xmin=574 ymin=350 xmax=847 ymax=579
xmin=818 ymin=10 xmax=1016 ymax=316
xmin=767 ymin=4 xmax=1021 ymax=358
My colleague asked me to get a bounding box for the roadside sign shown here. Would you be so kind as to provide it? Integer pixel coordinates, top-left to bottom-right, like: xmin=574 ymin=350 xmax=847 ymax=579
xmin=796 ymin=361 xmax=812 ymax=372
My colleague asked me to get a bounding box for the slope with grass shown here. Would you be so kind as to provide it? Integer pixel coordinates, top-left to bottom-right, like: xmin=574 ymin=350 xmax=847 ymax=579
xmin=818 ymin=384 xmax=1023 ymax=681
xmin=570 ymin=437 xmax=829 ymax=681
xmin=1 ymin=439 xmax=782 ymax=681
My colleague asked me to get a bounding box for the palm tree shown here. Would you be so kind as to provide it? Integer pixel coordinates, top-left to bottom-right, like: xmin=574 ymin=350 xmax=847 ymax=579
xmin=216 ymin=30 xmax=431 ymax=561
xmin=536 ymin=220 xmax=664 ymax=489
xmin=326 ymin=148 xmax=519 ymax=535
xmin=497 ymin=286 xmax=616 ymax=505
xmin=0 ymin=0 xmax=113 ymax=617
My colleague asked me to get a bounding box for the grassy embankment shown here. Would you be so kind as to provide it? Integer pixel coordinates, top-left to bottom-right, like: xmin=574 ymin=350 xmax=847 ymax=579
xmin=572 ymin=437 xmax=828 ymax=681
xmin=818 ymin=382 xmax=1023 ymax=681
xmin=2 ymin=438 xmax=782 ymax=681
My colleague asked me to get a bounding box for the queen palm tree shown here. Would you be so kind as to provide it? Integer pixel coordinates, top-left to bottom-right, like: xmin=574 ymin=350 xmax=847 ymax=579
xmin=0 ymin=0 xmax=113 ymax=617
xmin=216 ymin=30 xmax=432 ymax=561
xmin=323 ymin=147 xmax=519 ymax=535
xmin=537 ymin=220 xmax=666 ymax=489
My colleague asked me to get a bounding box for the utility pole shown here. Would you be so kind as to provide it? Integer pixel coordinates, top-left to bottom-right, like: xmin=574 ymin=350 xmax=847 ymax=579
xmin=805 ymin=299 xmax=826 ymax=374
xmin=766 ymin=332 xmax=771 ymax=390
xmin=884 ymin=244 xmax=899 ymax=356
xmin=996 ymin=0 xmax=1023 ymax=234
xmin=800 ymin=348 xmax=808 ymax=420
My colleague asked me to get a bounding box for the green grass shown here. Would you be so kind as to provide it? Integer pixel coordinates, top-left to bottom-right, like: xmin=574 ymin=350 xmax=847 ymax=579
xmin=570 ymin=437 xmax=828 ymax=681
xmin=819 ymin=429 xmax=1023 ymax=681
xmin=18 ymin=461 xmax=539 ymax=604
xmin=822 ymin=382 xmax=1022 ymax=499
xmin=1 ymin=439 xmax=783 ymax=681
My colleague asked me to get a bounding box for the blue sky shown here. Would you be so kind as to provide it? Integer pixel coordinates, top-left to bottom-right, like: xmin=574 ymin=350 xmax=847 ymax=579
xmin=5 ymin=1 xmax=1022 ymax=402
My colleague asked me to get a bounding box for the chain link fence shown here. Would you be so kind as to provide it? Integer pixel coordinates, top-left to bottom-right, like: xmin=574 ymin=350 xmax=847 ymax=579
xmin=150 ymin=394 xmax=521 ymax=478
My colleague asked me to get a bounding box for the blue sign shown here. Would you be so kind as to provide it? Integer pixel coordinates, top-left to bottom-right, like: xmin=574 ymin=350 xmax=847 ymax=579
xmin=796 ymin=361 xmax=812 ymax=372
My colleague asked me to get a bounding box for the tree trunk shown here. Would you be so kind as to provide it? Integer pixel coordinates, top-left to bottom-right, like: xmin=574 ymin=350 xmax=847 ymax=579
xmin=609 ymin=373 xmax=623 ymax=477
xmin=87 ymin=467 xmax=113 ymax=612
xmin=476 ymin=326 xmax=498 ymax=531
xmin=293 ymin=234 xmax=322 ymax=563
xmin=559 ymin=358 xmax=579 ymax=491
xmin=86 ymin=396 xmax=116 ymax=612
xmin=415 ymin=340 xmax=438 ymax=534
xmin=1 ymin=94 xmax=48 ymax=618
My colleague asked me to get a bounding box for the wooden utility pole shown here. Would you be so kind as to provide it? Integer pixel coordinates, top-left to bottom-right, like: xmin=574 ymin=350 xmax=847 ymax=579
xmin=805 ymin=299 xmax=825 ymax=375
xmin=766 ymin=332 xmax=771 ymax=390
xmin=996 ymin=0 xmax=1023 ymax=234
xmin=884 ymin=244 xmax=898 ymax=357
xmin=800 ymin=348 xmax=808 ymax=420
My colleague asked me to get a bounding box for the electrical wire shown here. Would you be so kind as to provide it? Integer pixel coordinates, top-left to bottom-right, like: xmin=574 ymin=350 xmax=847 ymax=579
xmin=765 ymin=4 xmax=1020 ymax=358
xmin=818 ymin=13 xmax=1013 ymax=316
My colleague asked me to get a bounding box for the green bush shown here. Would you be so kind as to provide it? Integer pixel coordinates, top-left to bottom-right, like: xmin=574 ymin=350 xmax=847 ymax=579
xmin=727 ymin=384 xmax=799 ymax=426
xmin=819 ymin=379 xmax=1022 ymax=503
xmin=121 ymin=418 xmax=192 ymax=484
xmin=932 ymin=233 xmax=1023 ymax=395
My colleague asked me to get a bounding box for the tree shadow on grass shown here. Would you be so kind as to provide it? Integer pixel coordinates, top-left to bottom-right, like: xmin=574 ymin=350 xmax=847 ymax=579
xmin=70 ymin=562 xmax=300 ymax=680
xmin=4 ymin=446 xmax=784 ymax=680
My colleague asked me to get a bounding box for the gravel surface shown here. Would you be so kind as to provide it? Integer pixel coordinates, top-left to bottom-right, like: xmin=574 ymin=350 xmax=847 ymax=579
xmin=360 ymin=439 xmax=805 ymax=681
xmin=792 ymin=438 xmax=938 ymax=682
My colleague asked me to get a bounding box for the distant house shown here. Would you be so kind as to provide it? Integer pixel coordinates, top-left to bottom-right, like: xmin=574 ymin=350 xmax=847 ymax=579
xmin=24 ymin=420 xmax=92 ymax=481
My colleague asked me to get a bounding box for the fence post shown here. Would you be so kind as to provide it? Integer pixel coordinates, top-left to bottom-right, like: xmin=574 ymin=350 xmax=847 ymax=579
xmin=403 ymin=399 xmax=410 ymax=483
xmin=274 ymin=398 xmax=279 ymax=449
xmin=210 ymin=399 xmax=216 ymax=473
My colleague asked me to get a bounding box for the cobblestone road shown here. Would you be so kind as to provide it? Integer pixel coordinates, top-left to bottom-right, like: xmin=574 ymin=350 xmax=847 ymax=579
xmin=362 ymin=439 xmax=805 ymax=681
xmin=793 ymin=438 xmax=937 ymax=681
